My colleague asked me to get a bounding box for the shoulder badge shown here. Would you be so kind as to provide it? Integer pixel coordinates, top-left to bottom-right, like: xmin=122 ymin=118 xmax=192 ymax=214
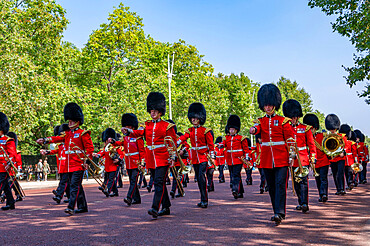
xmin=282 ymin=117 xmax=291 ymax=125
xmin=166 ymin=123 xmax=176 ymax=131
xmin=241 ymin=136 xmax=248 ymax=142
xmin=81 ymin=130 xmax=91 ymax=136
xmin=185 ymin=129 xmax=190 ymax=134
xmin=4 ymin=136 xmax=12 ymax=143
xmin=305 ymin=125 xmax=312 ymax=132
xmin=204 ymin=127 xmax=212 ymax=135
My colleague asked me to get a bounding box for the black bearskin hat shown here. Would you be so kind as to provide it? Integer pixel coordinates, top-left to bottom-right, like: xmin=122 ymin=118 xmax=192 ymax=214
xmin=7 ymin=132 xmax=18 ymax=147
xmin=116 ymin=133 xmax=122 ymax=141
xmin=226 ymin=115 xmax=241 ymax=133
xmin=225 ymin=125 xmax=229 ymax=135
xmin=354 ymin=129 xmax=362 ymax=141
xmin=350 ymin=131 xmax=357 ymax=142
xmin=102 ymin=128 xmax=116 ymax=142
xmin=166 ymin=119 xmax=177 ymax=133
xmin=215 ymin=136 xmax=223 ymax=144
xmin=64 ymin=102 xmax=84 ymax=125
xmin=325 ymin=114 xmax=340 ymax=130
xmin=0 ymin=112 xmax=10 ymax=134
xmin=339 ymin=124 xmax=352 ymax=139
xmin=282 ymin=99 xmax=303 ymax=118
xmin=59 ymin=123 xmax=70 ymax=134
xmin=257 ymin=83 xmax=282 ymax=111
xmin=360 ymin=133 xmax=365 ymax=143
xmin=303 ymin=113 xmax=320 ymax=130
xmin=210 ymin=130 xmax=214 ymax=142
xmin=187 ymin=103 xmax=206 ymax=125
xmin=121 ymin=113 xmax=139 ymax=130
xmin=53 ymin=125 xmax=61 ymax=136
xmin=147 ymin=92 xmax=166 ymax=116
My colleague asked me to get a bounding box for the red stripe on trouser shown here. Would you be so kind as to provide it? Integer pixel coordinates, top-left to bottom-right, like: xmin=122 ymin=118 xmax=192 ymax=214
xmin=158 ymin=169 xmax=168 ymax=209
xmin=73 ymin=173 xmax=83 ymax=209
xmin=284 ymin=168 xmax=289 ymax=214
xmin=109 ymin=170 xmax=118 ymax=193
xmin=307 ymin=176 xmax=309 ymax=204
xmin=130 ymin=170 xmax=140 ymax=199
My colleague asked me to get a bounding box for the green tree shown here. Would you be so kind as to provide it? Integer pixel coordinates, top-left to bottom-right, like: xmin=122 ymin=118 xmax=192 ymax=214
xmin=308 ymin=0 xmax=370 ymax=102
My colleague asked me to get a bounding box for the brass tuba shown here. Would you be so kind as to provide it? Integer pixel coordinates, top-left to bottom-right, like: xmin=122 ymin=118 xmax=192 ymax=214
xmin=351 ymin=162 xmax=363 ymax=173
xmin=322 ymin=133 xmax=345 ymax=158
xmin=105 ymin=143 xmax=120 ymax=160
xmin=286 ymin=137 xmax=309 ymax=183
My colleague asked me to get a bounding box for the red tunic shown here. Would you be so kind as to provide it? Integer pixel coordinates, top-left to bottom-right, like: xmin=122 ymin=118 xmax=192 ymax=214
xmin=45 ymin=128 xmax=94 ymax=172
xmin=0 ymin=136 xmax=17 ymax=173
xmin=253 ymin=114 xmax=295 ymax=168
xmin=314 ymin=133 xmax=330 ymax=168
xmin=345 ymin=141 xmax=357 ymax=166
xmin=222 ymin=135 xmax=250 ymax=166
xmin=47 ymin=143 xmax=67 ymax=173
xmin=215 ymin=145 xmax=225 ymax=166
xmin=114 ymin=136 xmax=145 ymax=170
xmin=130 ymin=119 xmax=176 ymax=168
xmin=290 ymin=123 xmax=317 ymax=168
xmin=177 ymin=126 xmax=215 ymax=165
xmin=329 ymin=133 xmax=349 ymax=163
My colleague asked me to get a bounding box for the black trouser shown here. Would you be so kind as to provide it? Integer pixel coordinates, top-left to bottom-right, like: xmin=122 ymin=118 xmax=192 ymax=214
xmin=0 ymin=173 xmax=14 ymax=206
xmin=231 ymin=164 xmax=244 ymax=194
xmin=152 ymin=166 xmax=171 ymax=211
xmin=117 ymin=166 xmax=123 ymax=187
xmin=264 ymin=167 xmax=288 ymax=217
xmin=139 ymin=173 xmax=147 ymax=187
xmin=345 ymin=166 xmax=354 ymax=188
xmin=68 ymin=171 xmax=87 ymax=211
xmin=293 ymin=175 xmax=309 ymax=206
xmin=258 ymin=168 xmax=266 ymax=189
xmin=218 ymin=165 xmax=225 ymax=181
xmin=171 ymin=166 xmax=181 ymax=193
xmin=354 ymin=172 xmax=360 ymax=185
xmin=206 ymin=168 xmax=214 ymax=191
xmin=127 ymin=168 xmax=140 ymax=202
xmin=330 ymin=160 xmax=345 ymax=192
xmin=193 ymin=162 xmax=208 ymax=203
xmin=106 ymin=167 xmax=119 ymax=194
xmin=56 ymin=173 xmax=70 ymax=199
xmin=315 ymin=165 xmax=329 ymax=198
xmin=360 ymin=161 xmax=367 ymax=183
xmin=10 ymin=179 xmax=21 ymax=196
xmin=245 ymin=167 xmax=252 ymax=184
xmin=228 ymin=165 xmax=234 ymax=186
xmin=148 ymin=168 xmax=155 ymax=188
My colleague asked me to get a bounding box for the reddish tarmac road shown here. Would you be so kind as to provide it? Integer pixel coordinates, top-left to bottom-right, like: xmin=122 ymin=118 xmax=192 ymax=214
xmin=0 ymin=171 xmax=369 ymax=245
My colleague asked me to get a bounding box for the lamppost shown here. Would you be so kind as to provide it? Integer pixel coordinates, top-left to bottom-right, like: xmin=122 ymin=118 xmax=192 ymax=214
xmin=167 ymin=52 xmax=175 ymax=120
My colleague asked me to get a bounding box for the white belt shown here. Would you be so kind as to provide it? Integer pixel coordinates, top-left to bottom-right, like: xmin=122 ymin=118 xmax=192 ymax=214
xmin=191 ymin=146 xmax=208 ymax=150
xmin=297 ymin=146 xmax=307 ymax=151
xmin=217 ymin=156 xmax=224 ymax=158
xmin=261 ymin=141 xmax=285 ymax=146
xmin=346 ymin=153 xmax=352 ymax=155
xmin=125 ymin=152 xmax=139 ymax=156
xmin=227 ymin=149 xmax=243 ymax=153
xmin=147 ymin=144 xmax=165 ymax=150
xmin=64 ymin=150 xmax=82 ymax=154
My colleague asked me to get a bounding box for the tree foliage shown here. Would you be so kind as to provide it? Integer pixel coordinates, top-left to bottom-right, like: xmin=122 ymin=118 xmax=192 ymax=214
xmin=308 ymin=0 xmax=370 ymax=102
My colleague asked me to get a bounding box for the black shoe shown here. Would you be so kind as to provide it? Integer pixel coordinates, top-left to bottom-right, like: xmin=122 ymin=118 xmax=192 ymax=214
xmin=197 ymin=202 xmax=208 ymax=208
xmin=98 ymin=186 xmax=104 ymax=191
xmin=238 ymin=193 xmax=244 ymax=198
xmin=302 ymin=204 xmax=309 ymax=213
xmin=194 ymin=179 xmax=198 ymax=183
xmin=170 ymin=190 xmax=175 ymax=199
xmin=15 ymin=196 xmax=23 ymax=202
xmin=318 ymin=197 xmax=323 ymax=202
xmin=147 ymin=186 xmax=152 ymax=193
xmin=335 ymin=191 xmax=340 ymax=195
xmin=166 ymin=181 xmax=171 ymax=185
xmin=340 ymin=190 xmax=346 ymax=195
xmin=296 ymin=205 xmax=302 ymax=210
xmin=52 ymin=190 xmax=58 ymax=196
xmin=148 ymin=208 xmax=158 ymax=218
xmin=1 ymin=204 xmax=15 ymax=210
xmin=349 ymin=183 xmax=354 ymax=190
xmin=272 ymin=214 xmax=282 ymax=225
xmin=158 ymin=207 xmax=170 ymax=216
xmin=354 ymin=182 xmax=358 ymax=187
xmin=124 ymin=197 xmax=132 ymax=206
xmin=52 ymin=196 xmax=61 ymax=204
xmin=132 ymin=200 xmax=141 ymax=205
xmin=117 ymin=185 xmax=123 ymax=188
xmin=74 ymin=208 xmax=88 ymax=214
xmin=109 ymin=193 xmax=119 ymax=197
xmin=64 ymin=208 xmax=74 ymax=215
xmin=322 ymin=195 xmax=328 ymax=202
xmin=265 ymin=187 xmax=269 ymax=192
xmin=183 ymin=183 xmax=187 ymax=188
xmin=175 ymin=193 xmax=183 ymax=198
xmin=230 ymin=184 xmax=232 ymax=189
xmin=260 ymin=188 xmax=264 ymax=194
xmin=232 ymin=191 xmax=238 ymax=199
xmin=364 ymin=180 xmax=367 ymax=184
xmin=64 ymin=199 xmax=70 ymax=203
xmin=103 ymin=189 xmax=109 ymax=197
xmin=142 ymin=185 xmax=147 ymax=188
xmin=0 ymin=194 xmax=5 ymax=203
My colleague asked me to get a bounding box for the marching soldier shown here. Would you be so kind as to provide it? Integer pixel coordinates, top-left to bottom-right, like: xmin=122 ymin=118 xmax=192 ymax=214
xmin=253 ymin=133 xmax=267 ymax=194
xmin=356 ymin=131 xmax=368 ymax=184
xmin=215 ymin=137 xmax=226 ymax=183
xmin=353 ymin=129 xmax=363 ymax=186
xmin=283 ymin=99 xmax=316 ymax=213
xmin=41 ymin=124 xmax=70 ymax=204
xmin=249 ymin=84 xmax=295 ymax=225
xmin=339 ymin=125 xmax=356 ymax=191
xmin=109 ymin=113 xmax=145 ymax=205
xmin=121 ymin=92 xmax=177 ymax=218
xmin=325 ymin=114 xmax=349 ymax=196
xmin=303 ymin=113 xmax=330 ymax=202
xmin=177 ymin=132 xmax=190 ymax=188
xmin=177 ymin=103 xmax=215 ymax=208
xmin=221 ymin=115 xmax=250 ymax=199
xmin=5 ymin=132 xmax=23 ymax=202
xmin=244 ymin=137 xmax=253 ymax=186
xmin=36 ymin=103 xmax=93 ymax=215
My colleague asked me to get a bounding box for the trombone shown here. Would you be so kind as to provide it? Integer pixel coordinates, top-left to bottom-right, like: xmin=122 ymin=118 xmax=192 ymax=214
xmin=206 ymin=154 xmax=218 ymax=171
xmin=70 ymin=143 xmax=106 ymax=190
xmin=239 ymin=156 xmax=253 ymax=170
xmin=0 ymin=146 xmax=26 ymax=198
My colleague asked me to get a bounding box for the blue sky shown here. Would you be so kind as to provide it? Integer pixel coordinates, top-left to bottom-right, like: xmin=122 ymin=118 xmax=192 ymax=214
xmin=57 ymin=0 xmax=370 ymax=134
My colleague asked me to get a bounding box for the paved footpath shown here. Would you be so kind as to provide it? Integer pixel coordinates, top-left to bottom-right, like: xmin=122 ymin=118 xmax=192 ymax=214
xmin=0 ymin=170 xmax=369 ymax=245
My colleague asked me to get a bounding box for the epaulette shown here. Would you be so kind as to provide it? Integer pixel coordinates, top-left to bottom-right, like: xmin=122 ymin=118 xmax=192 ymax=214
xmin=4 ymin=136 xmax=13 ymax=143
xmin=185 ymin=129 xmax=190 ymax=134
xmin=136 ymin=136 xmax=143 ymax=140
xmin=55 ymin=143 xmax=62 ymax=147
xmin=166 ymin=122 xmax=176 ymax=131
xmin=204 ymin=127 xmax=212 ymax=135
xmin=241 ymin=136 xmax=249 ymax=142
xmin=59 ymin=131 xmax=66 ymax=138
xmin=305 ymin=125 xmax=312 ymax=132
xmin=282 ymin=117 xmax=291 ymax=125
xmin=81 ymin=130 xmax=91 ymax=136
xmin=253 ymin=119 xmax=261 ymax=124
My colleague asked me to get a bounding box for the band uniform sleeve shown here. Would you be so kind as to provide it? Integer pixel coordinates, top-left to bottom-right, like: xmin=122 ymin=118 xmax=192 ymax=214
xmin=5 ymin=139 xmax=17 ymax=164
xmin=130 ymin=128 xmax=145 ymax=139
xmin=81 ymin=132 xmax=94 ymax=158
xmin=282 ymin=118 xmax=294 ymax=142
xmin=47 ymin=149 xmax=59 ymax=155
xmin=45 ymin=135 xmax=65 ymax=144
xmin=205 ymin=130 xmax=215 ymax=152
xmin=241 ymin=136 xmax=250 ymax=157
xmin=305 ymin=128 xmax=317 ymax=158
xmin=177 ymin=130 xmax=190 ymax=146
xmin=166 ymin=124 xmax=177 ymax=143
xmin=137 ymin=137 xmax=146 ymax=161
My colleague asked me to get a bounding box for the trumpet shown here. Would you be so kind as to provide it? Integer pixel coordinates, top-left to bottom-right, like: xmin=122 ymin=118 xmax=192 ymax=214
xmin=0 ymin=146 xmax=26 ymax=198
xmin=322 ymin=133 xmax=345 ymax=158
xmin=70 ymin=143 xmax=106 ymax=190
xmin=310 ymin=159 xmax=319 ymax=177
xmin=137 ymin=159 xmax=147 ymax=175
xmin=206 ymin=154 xmax=218 ymax=170
xmin=239 ymin=156 xmax=253 ymax=169
xmin=286 ymin=137 xmax=309 ymax=183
